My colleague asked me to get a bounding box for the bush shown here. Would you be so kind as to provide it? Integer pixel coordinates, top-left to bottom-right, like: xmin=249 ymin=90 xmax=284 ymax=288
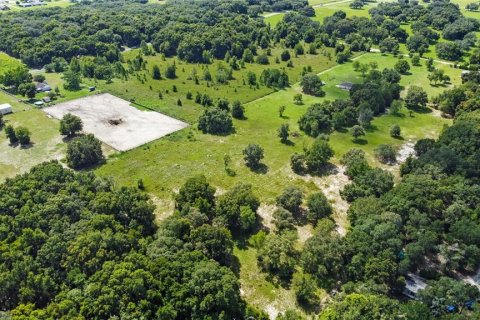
xmin=273 ymin=207 xmax=296 ymax=232
xmin=231 ymin=101 xmax=245 ymax=119
xmin=300 ymin=73 xmax=324 ymax=96
xmin=290 ymin=153 xmax=306 ymax=174
xmin=394 ymin=59 xmax=410 ymax=74
xmin=243 ymin=144 xmax=264 ymax=169
xmin=256 ymin=54 xmax=269 ymax=65
xmin=280 ymin=50 xmax=291 ymax=61
xmin=306 ymin=192 xmax=332 ymax=224
xmin=276 ymin=186 xmax=303 ymax=213
xmin=15 ymin=126 xmax=30 ymax=146
xmin=198 ymin=108 xmax=233 ymax=135
xmin=375 ymin=144 xmax=396 ymax=164
xmin=59 ymin=113 xmax=83 ymax=137
xmin=390 ymin=124 xmax=401 ymax=138
xmin=305 ymin=139 xmax=334 ymax=172
xmin=66 ymin=134 xmax=104 ymax=169
xmin=4 ymin=125 xmax=17 ymax=144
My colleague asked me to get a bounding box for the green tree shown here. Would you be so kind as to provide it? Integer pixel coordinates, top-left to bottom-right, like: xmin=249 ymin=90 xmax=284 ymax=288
xmin=279 ymin=105 xmax=286 ymax=117
xmin=389 ymin=99 xmax=403 ymax=115
xmin=15 ymin=126 xmax=30 ymax=146
xmin=276 ymin=186 xmax=303 ymax=213
xmin=305 ymin=139 xmax=334 ymax=172
xmin=292 ymin=272 xmax=318 ymax=305
xmin=4 ymin=124 xmax=17 ymax=144
xmin=59 ymin=113 xmax=83 ymax=137
xmin=273 ymin=207 xmax=296 ymax=232
xmin=62 ymin=69 xmax=81 ymax=91
xmin=390 ymin=124 xmax=401 ymax=138
xmin=278 ymin=123 xmax=290 ymax=143
xmin=301 ymin=73 xmax=324 ymax=96
xmin=306 ymin=192 xmax=332 ymax=224
xmin=66 ymin=134 xmax=104 ymax=169
xmin=405 ymin=85 xmax=428 ymax=110
xmin=375 ymin=144 xmax=396 ymax=164
xmin=243 ymin=144 xmax=264 ymax=169
xmin=176 ymin=174 xmax=215 ymax=214
xmin=198 ymin=108 xmax=233 ymax=135
xmin=152 ymin=64 xmax=161 ymax=80
xmin=257 ymin=233 xmax=297 ymax=280
xmin=231 ymin=101 xmax=245 ymax=119
xmin=165 ymin=64 xmax=176 ymax=79
xmin=351 ymin=125 xmax=365 ymax=141
xmin=394 ymin=59 xmax=410 ymax=74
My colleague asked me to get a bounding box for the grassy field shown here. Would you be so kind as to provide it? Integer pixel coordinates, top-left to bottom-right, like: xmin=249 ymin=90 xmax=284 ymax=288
xmin=94 ymin=46 xmax=339 ymax=123
xmin=0 ymin=52 xmax=23 ymax=75
xmin=0 ymin=91 xmax=65 ymax=181
xmin=95 ymin=52 xmax=454 ymax=210
xmin=0 ymin=0 xmax=72 ymax=13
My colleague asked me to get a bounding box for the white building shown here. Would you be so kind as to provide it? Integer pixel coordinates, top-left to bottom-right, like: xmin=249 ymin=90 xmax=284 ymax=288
xmin=0 ymin=103 xmax=13 ymax=115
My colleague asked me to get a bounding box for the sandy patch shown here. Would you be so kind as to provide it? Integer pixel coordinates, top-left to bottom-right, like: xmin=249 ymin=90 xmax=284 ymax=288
xmin=43 ymin=93 xmax=188 ymax=151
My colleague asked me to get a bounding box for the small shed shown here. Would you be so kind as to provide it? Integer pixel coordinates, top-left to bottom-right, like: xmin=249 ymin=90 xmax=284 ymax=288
xmin=34 ymin=101 xmax=44 ymax=107
xmin=0 ymin=103 xmax=13 ymax=115
xmin=42 ymin=96 xmax=51 ymax=103
xmin=336 ymin=82 xmax=354 ymax=91
xmin=89 ymin=86 xmax=96 ymax=92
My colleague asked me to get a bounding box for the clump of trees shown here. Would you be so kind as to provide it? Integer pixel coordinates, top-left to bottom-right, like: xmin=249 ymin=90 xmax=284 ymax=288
xmin=66 ymin=134 xmax=104 ymax=169
xmin=59 ymin=113 xmax=83 ymax=137
xmin=198 ymin=108 xmax=233 ymax=135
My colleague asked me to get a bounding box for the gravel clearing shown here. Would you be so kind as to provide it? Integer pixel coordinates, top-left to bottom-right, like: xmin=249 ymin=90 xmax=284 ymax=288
xmin=43 ymin=93 xmax=188 ymax=151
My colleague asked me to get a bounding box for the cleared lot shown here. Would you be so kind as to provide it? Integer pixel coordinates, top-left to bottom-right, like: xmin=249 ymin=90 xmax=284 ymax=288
xmin=43 ymin=93 xmax=188 ymax=151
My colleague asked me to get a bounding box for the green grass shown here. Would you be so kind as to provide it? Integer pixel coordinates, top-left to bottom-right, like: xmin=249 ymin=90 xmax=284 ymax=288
xmin=0 ymin=91 xmax=65 ymax=181
xmin=93 ymin=46 xmax=338 ymax=123
xmin=95 ymin=52 xmax=454 ymax=211
xmin=1 ymin=0 xmax=72 ymax=13
xmin=0 ymin=52 xmax=23 ymax=75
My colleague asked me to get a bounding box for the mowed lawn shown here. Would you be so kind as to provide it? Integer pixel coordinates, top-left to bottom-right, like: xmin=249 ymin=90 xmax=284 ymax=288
xmin=0 ymin=91 xmax=65 ymax=181
xmin=96 ymin=52 xmax=454 ymax=211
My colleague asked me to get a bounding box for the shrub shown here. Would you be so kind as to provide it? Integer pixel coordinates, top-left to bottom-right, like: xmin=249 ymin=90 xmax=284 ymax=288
xmin=375 ymin=144 xmax=396 ymax=164
xmin=198 ymin=108 xmax=233 ymax=135
xmin=15 ymin=126 xmax=30 ymax=146
xmin=66 ymin=134 xmax=104 ymax=169
xmin=59 ymin=113 xmax=83 ymax=137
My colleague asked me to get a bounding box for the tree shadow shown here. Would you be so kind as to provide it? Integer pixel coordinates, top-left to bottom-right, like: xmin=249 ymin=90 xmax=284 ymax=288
xmin=19 ymin=142 xmax=34 ymax=149
xmin=413 ymin=107 xmax=432 ymax=114
xmin=250 ymin=163 xmax=269 ymax=174
xmin=392 ymin=136 xmax=404 ymax=140
xmin=309 ymin=162 xmax=338 ymax=177
xmin=365 ymin=125 xmax=378 ymax=133
xmin=280 ymin=115 xmax=290 ymax=120
xmin=282 ymin=140 xmax=295 ymax=146
xmin=336 ymin=127 xmax=348 ymax=133
xmin=229 ymin=254 xmax=241 ymax=277
xmin=352 ymin=138 xmax=368 ymax=145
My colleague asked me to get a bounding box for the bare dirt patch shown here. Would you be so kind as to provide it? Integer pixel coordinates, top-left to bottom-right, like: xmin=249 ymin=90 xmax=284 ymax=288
xmin=297 ymin=167 xmax=350 ymax=236
xmin=43 ymin=93 xmax=188 ymax=151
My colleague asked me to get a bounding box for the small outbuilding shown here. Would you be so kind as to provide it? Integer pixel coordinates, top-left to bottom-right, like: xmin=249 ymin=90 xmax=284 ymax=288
xmin=0 ymin=103 xmax=13 ymax=115
xmin=42 ymin=96 xmax=51 ymax=103
xmin=336 ymin=82 xmax=354 ymax=91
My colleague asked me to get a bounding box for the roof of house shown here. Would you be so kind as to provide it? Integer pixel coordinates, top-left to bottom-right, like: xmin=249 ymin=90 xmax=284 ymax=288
xmin=0 ymin=103 xmax=12 ymax=110
xmin=36 ymin=82 xmax=51 ymax=91
xmin=336 ymin=82 xmax=354 ymax=90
